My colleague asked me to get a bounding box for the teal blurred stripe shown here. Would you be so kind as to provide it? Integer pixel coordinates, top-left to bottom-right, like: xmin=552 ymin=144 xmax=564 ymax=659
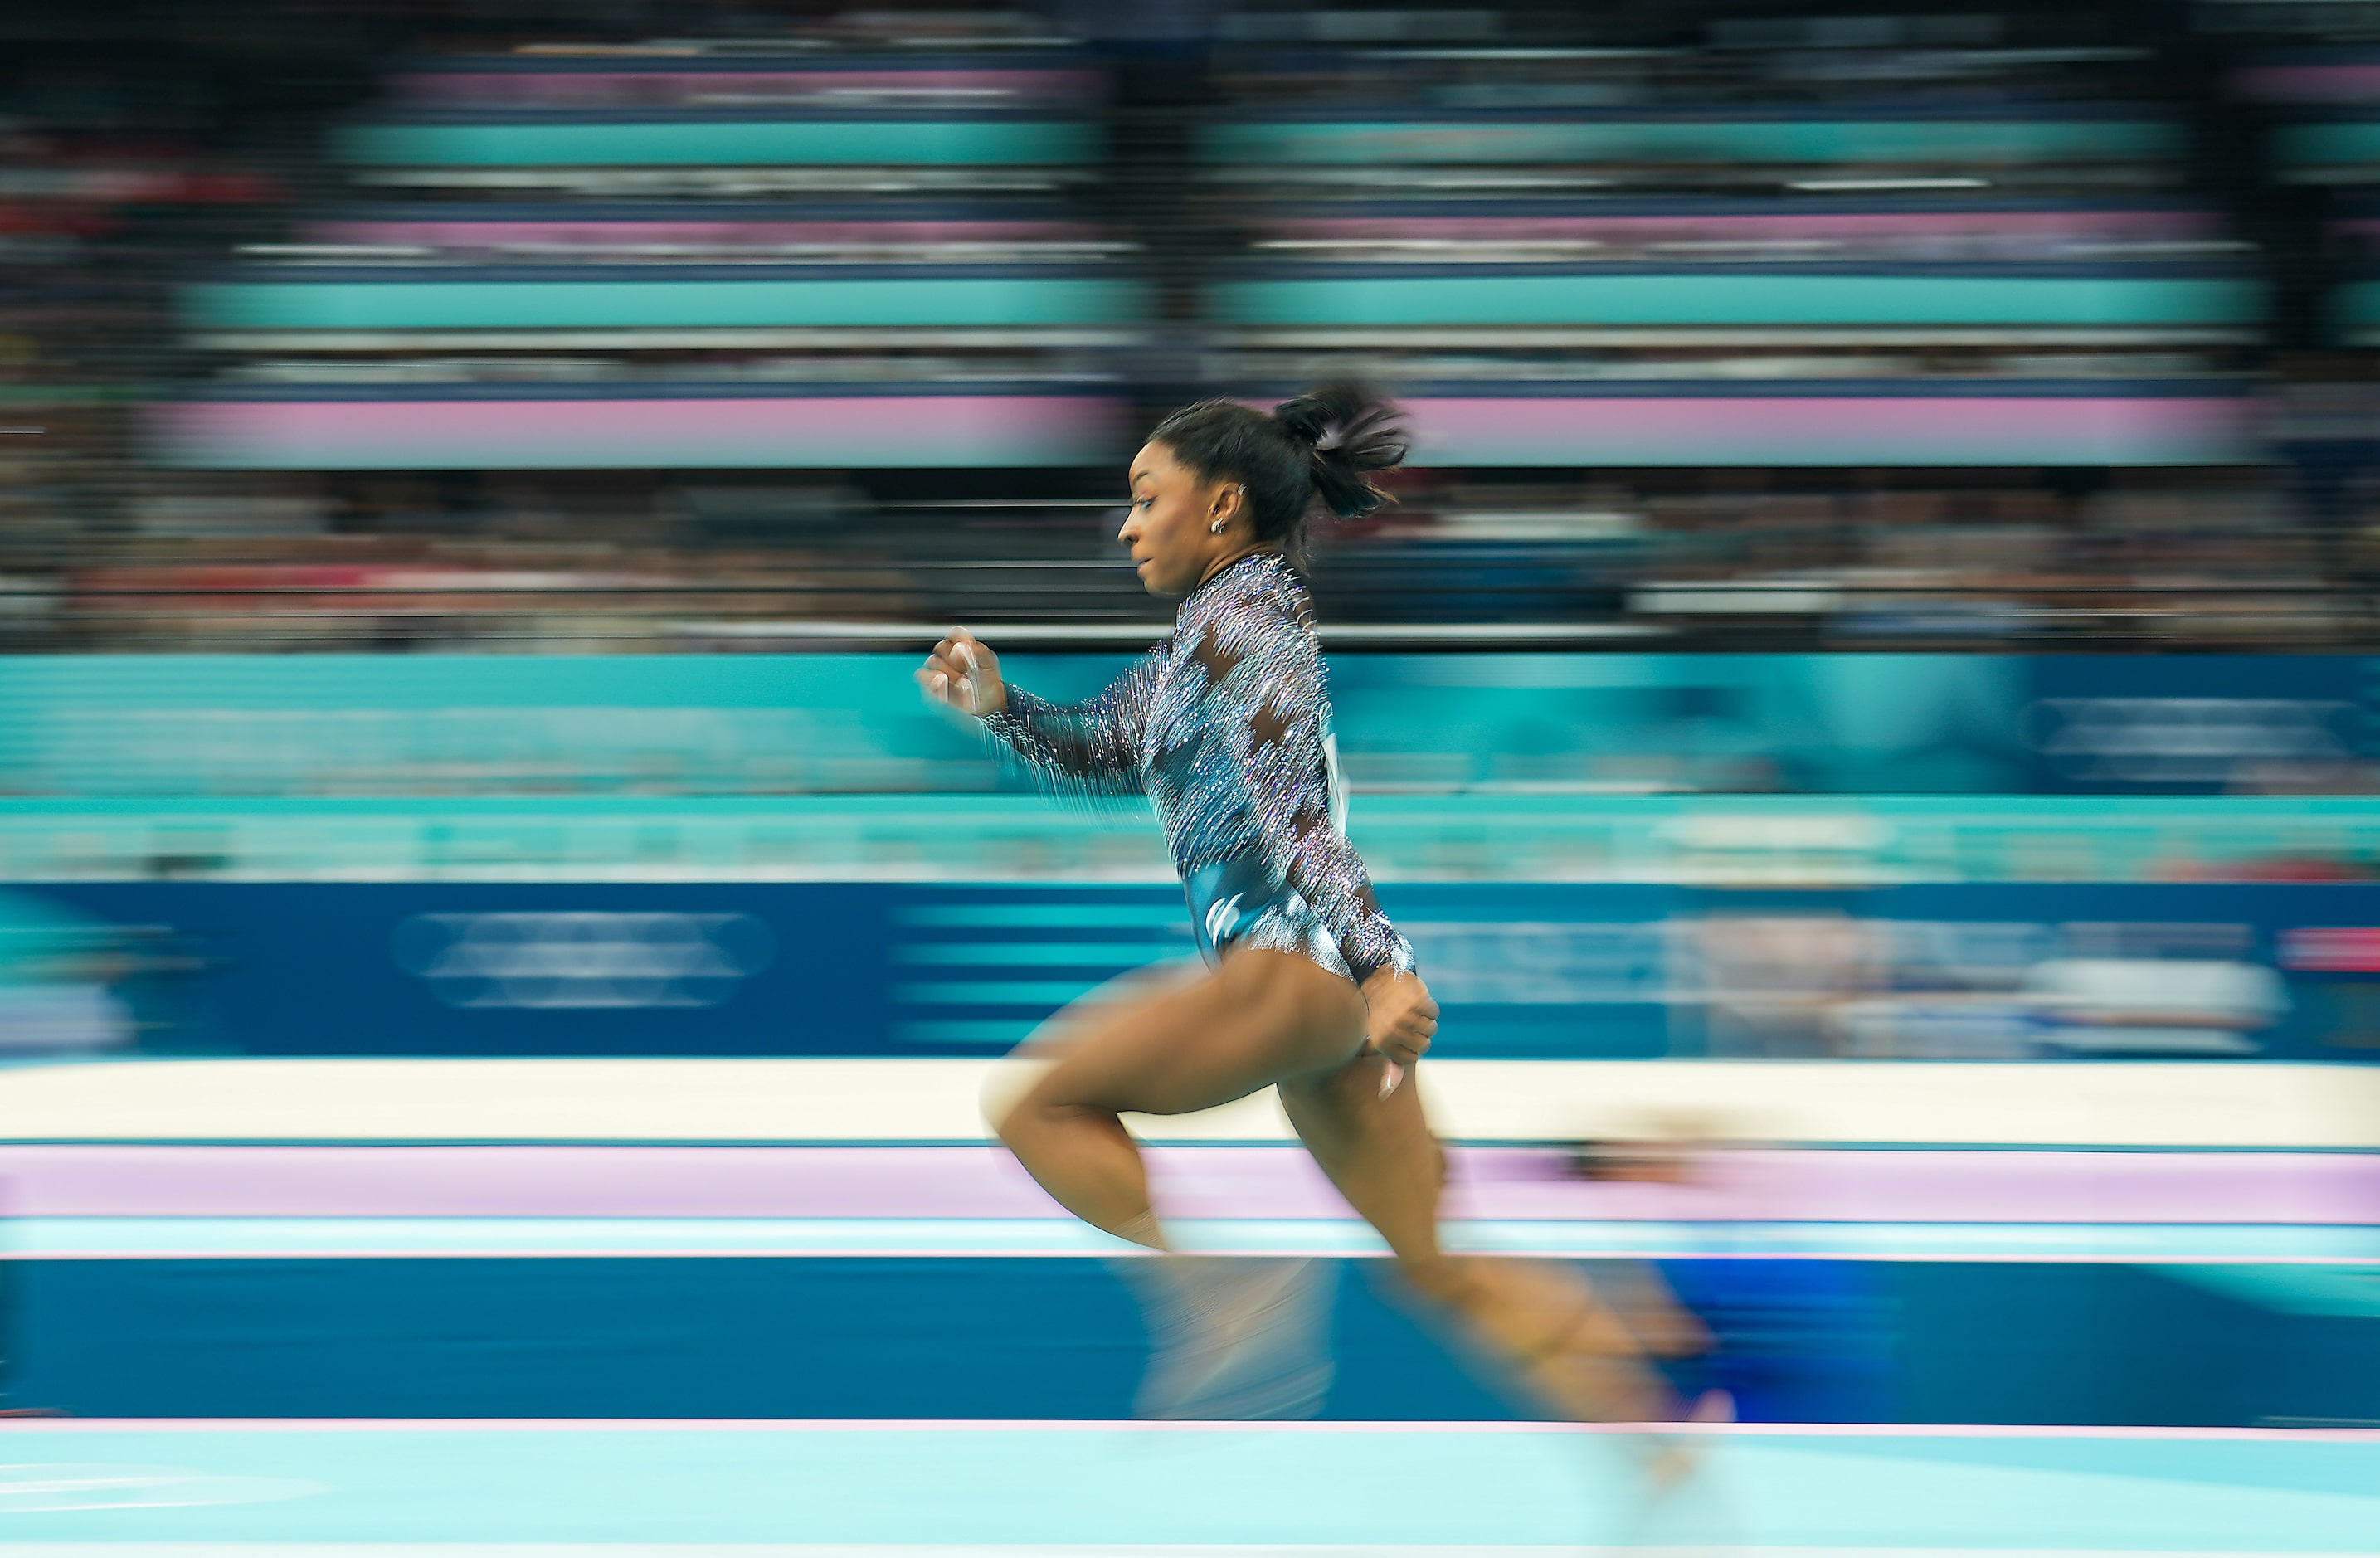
xmin=893 ymin=1020 xmax=1044 ymax=1046
xmin=2275 ymin=120 xmax=2380 ymax=168
xmin=340 ymin=119 xmax=1098 ymax=167
xmin=2160 ymin=1263 xmax=2380 ymax=1317
xmin=897 ymin=980 xmax=1115 ymax=1005
xmin=896 ymin=903 xmax=1190 ymax=929
xmin=1207 ymin=117 xmax=2179 ymax=166
xmin=186 ymin=275 xmax=1147 ymax=329
xmin=2332 ymin=279 xmax=2380 ymax=336
xmin=896 ymin=942 xmax=1175 ymax=966
xmin=1214 ymin=272 xmax=2262 ymax=327
xmin=11 ymin=793 xmax=2380 ymax=883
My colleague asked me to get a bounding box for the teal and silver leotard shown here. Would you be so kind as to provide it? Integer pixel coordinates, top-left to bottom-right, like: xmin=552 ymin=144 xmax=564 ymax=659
xmin=981 ymin=551 xmax=1416 ymax=985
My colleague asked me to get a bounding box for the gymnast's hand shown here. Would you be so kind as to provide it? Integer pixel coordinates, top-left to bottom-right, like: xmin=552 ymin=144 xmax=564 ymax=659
xmin=1360 ymin=970 xmax=1438 ymax=1098
xmin=917 ymin=628 xmax=1007 ymax=717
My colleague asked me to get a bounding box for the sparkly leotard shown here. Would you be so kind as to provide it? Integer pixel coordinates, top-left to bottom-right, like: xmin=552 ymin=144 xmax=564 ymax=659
xmin=981 ymin=551 xmax=1415 ymax=985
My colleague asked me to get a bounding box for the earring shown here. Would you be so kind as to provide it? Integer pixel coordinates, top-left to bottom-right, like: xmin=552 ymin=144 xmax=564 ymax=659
xmin=1214 ymin=485 xmax=1244 ymax=534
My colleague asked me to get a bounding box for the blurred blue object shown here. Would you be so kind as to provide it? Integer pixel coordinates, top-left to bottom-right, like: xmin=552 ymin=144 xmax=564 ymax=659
xmin=1658 ymin=1257 xmax=1898 ymax=1423
xmin=0 ymin=888 xmax=134 ymax=1056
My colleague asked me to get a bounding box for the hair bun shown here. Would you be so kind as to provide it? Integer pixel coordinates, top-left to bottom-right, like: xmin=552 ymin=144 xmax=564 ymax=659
xmin=1272 ymin=397 xmax=1333 ymax=447
xmin=1273 ymin=383 xmax=1408 ymax=519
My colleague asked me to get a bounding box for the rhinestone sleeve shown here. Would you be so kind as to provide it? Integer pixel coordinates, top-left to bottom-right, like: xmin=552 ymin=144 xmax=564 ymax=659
xmin=979 ymin=653 xmax=1159 ymax=797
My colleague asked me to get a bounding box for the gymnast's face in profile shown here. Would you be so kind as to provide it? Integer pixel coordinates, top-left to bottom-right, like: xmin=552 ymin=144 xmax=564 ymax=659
xmin=1119 ymin=440 xmax=1245 ymax=598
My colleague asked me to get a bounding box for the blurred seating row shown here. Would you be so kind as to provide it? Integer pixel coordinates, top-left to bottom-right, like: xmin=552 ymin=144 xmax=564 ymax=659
xmin=153 ymin=31 xmax=2267 ymax=472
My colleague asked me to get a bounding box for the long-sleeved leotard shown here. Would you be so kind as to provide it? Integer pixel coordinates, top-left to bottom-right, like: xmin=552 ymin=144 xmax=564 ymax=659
xmin=981 ymin=551 xmax=1415 ymax=986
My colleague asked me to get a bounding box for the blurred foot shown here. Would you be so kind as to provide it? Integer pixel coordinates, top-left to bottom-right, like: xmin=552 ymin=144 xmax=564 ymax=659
xmin=1116 ymin=1254 xmax=1336 ymax=1420
xmin=1638 ymin=1387 xmax=1735 ymax=1497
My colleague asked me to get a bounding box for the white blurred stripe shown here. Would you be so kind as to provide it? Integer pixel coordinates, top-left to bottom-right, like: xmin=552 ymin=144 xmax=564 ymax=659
xmin=2 ymin=1059 xmax=2378 ymax=1147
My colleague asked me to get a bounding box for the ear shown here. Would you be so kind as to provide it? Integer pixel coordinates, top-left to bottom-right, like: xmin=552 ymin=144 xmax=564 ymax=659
xmin=1208 ymin=481 xmax=1244 ymax=528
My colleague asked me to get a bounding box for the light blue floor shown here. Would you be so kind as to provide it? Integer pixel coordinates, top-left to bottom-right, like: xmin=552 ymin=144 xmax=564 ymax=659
xmin=0 ymin=1423 xmax=2373 ymax=1551
xmin=11 ymin=1215 xmax=2380 ymax=1263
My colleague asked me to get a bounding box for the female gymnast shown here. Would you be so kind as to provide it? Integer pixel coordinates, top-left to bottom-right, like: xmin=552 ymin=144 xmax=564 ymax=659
xmin=917 ymin=385 xmax=1695 ymax=1432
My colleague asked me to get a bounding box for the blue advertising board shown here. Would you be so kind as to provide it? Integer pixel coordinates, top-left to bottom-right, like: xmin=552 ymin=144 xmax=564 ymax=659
xmin=23 ymin=879 xmax=2380 ymax=1062
xmin=14 ymin=1254 xmax=2373 ymax=1427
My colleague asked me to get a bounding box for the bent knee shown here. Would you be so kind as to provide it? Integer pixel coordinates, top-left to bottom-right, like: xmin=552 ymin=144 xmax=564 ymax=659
xmin=992 ymin=1083 xmax=1111 ymax=1154
xmin=991 ymin=1088 xmax=1052 ymax=1151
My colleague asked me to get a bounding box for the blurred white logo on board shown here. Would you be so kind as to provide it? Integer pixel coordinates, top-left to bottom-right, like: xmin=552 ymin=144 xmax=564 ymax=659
xmin=392 ymin=911 xmax=776 ymax=1009
xmin=2027 ymin=697 xmax=2352 ymax=784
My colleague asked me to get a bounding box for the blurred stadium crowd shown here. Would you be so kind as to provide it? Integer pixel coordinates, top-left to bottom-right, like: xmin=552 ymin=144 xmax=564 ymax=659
xmin=8 ymin=0 xmax=2380 ymax=650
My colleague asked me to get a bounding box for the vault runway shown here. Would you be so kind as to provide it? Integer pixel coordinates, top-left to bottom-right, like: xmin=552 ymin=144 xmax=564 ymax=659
xmin=2 ymin=1419 xmax=2378 ymax=1553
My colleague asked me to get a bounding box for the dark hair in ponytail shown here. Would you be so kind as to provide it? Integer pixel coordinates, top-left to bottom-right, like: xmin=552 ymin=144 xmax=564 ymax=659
xmin=1146 ymin=382 xmax=1406 ymax=557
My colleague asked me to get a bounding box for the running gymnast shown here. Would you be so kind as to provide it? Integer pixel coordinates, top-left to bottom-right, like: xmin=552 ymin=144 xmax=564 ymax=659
xmin=917 ymin=385 xmax=1700 ymax=1435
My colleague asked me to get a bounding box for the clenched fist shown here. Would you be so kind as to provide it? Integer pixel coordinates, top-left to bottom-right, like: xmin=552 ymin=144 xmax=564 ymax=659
xmin=1360 ymin=969 xmax=1438 ymax=1098
xmin=915 ymin=628 xmax=1007 ymax=718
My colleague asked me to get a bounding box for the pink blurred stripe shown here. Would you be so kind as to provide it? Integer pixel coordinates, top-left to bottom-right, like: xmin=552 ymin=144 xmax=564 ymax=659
xmin=1276 ymin=211 xmax=2212 ymax=242
xmin=152 ymin=395 xmax=1122 ymax=470
xmin=153 ymin=395 xmax=2248 ymax=471
xmin=1403 ymin=394 xmax=2257 ymax=466
xmin=0 ymin=1144 xmax=2370 ymax=1224
xmin=312 ymin=220 xmax=1092 ymax=248
xmin=2232 ymin=64 xmax=2380 ymax=104
xmin=392 ymin=69 xmax=1101 ymax=108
